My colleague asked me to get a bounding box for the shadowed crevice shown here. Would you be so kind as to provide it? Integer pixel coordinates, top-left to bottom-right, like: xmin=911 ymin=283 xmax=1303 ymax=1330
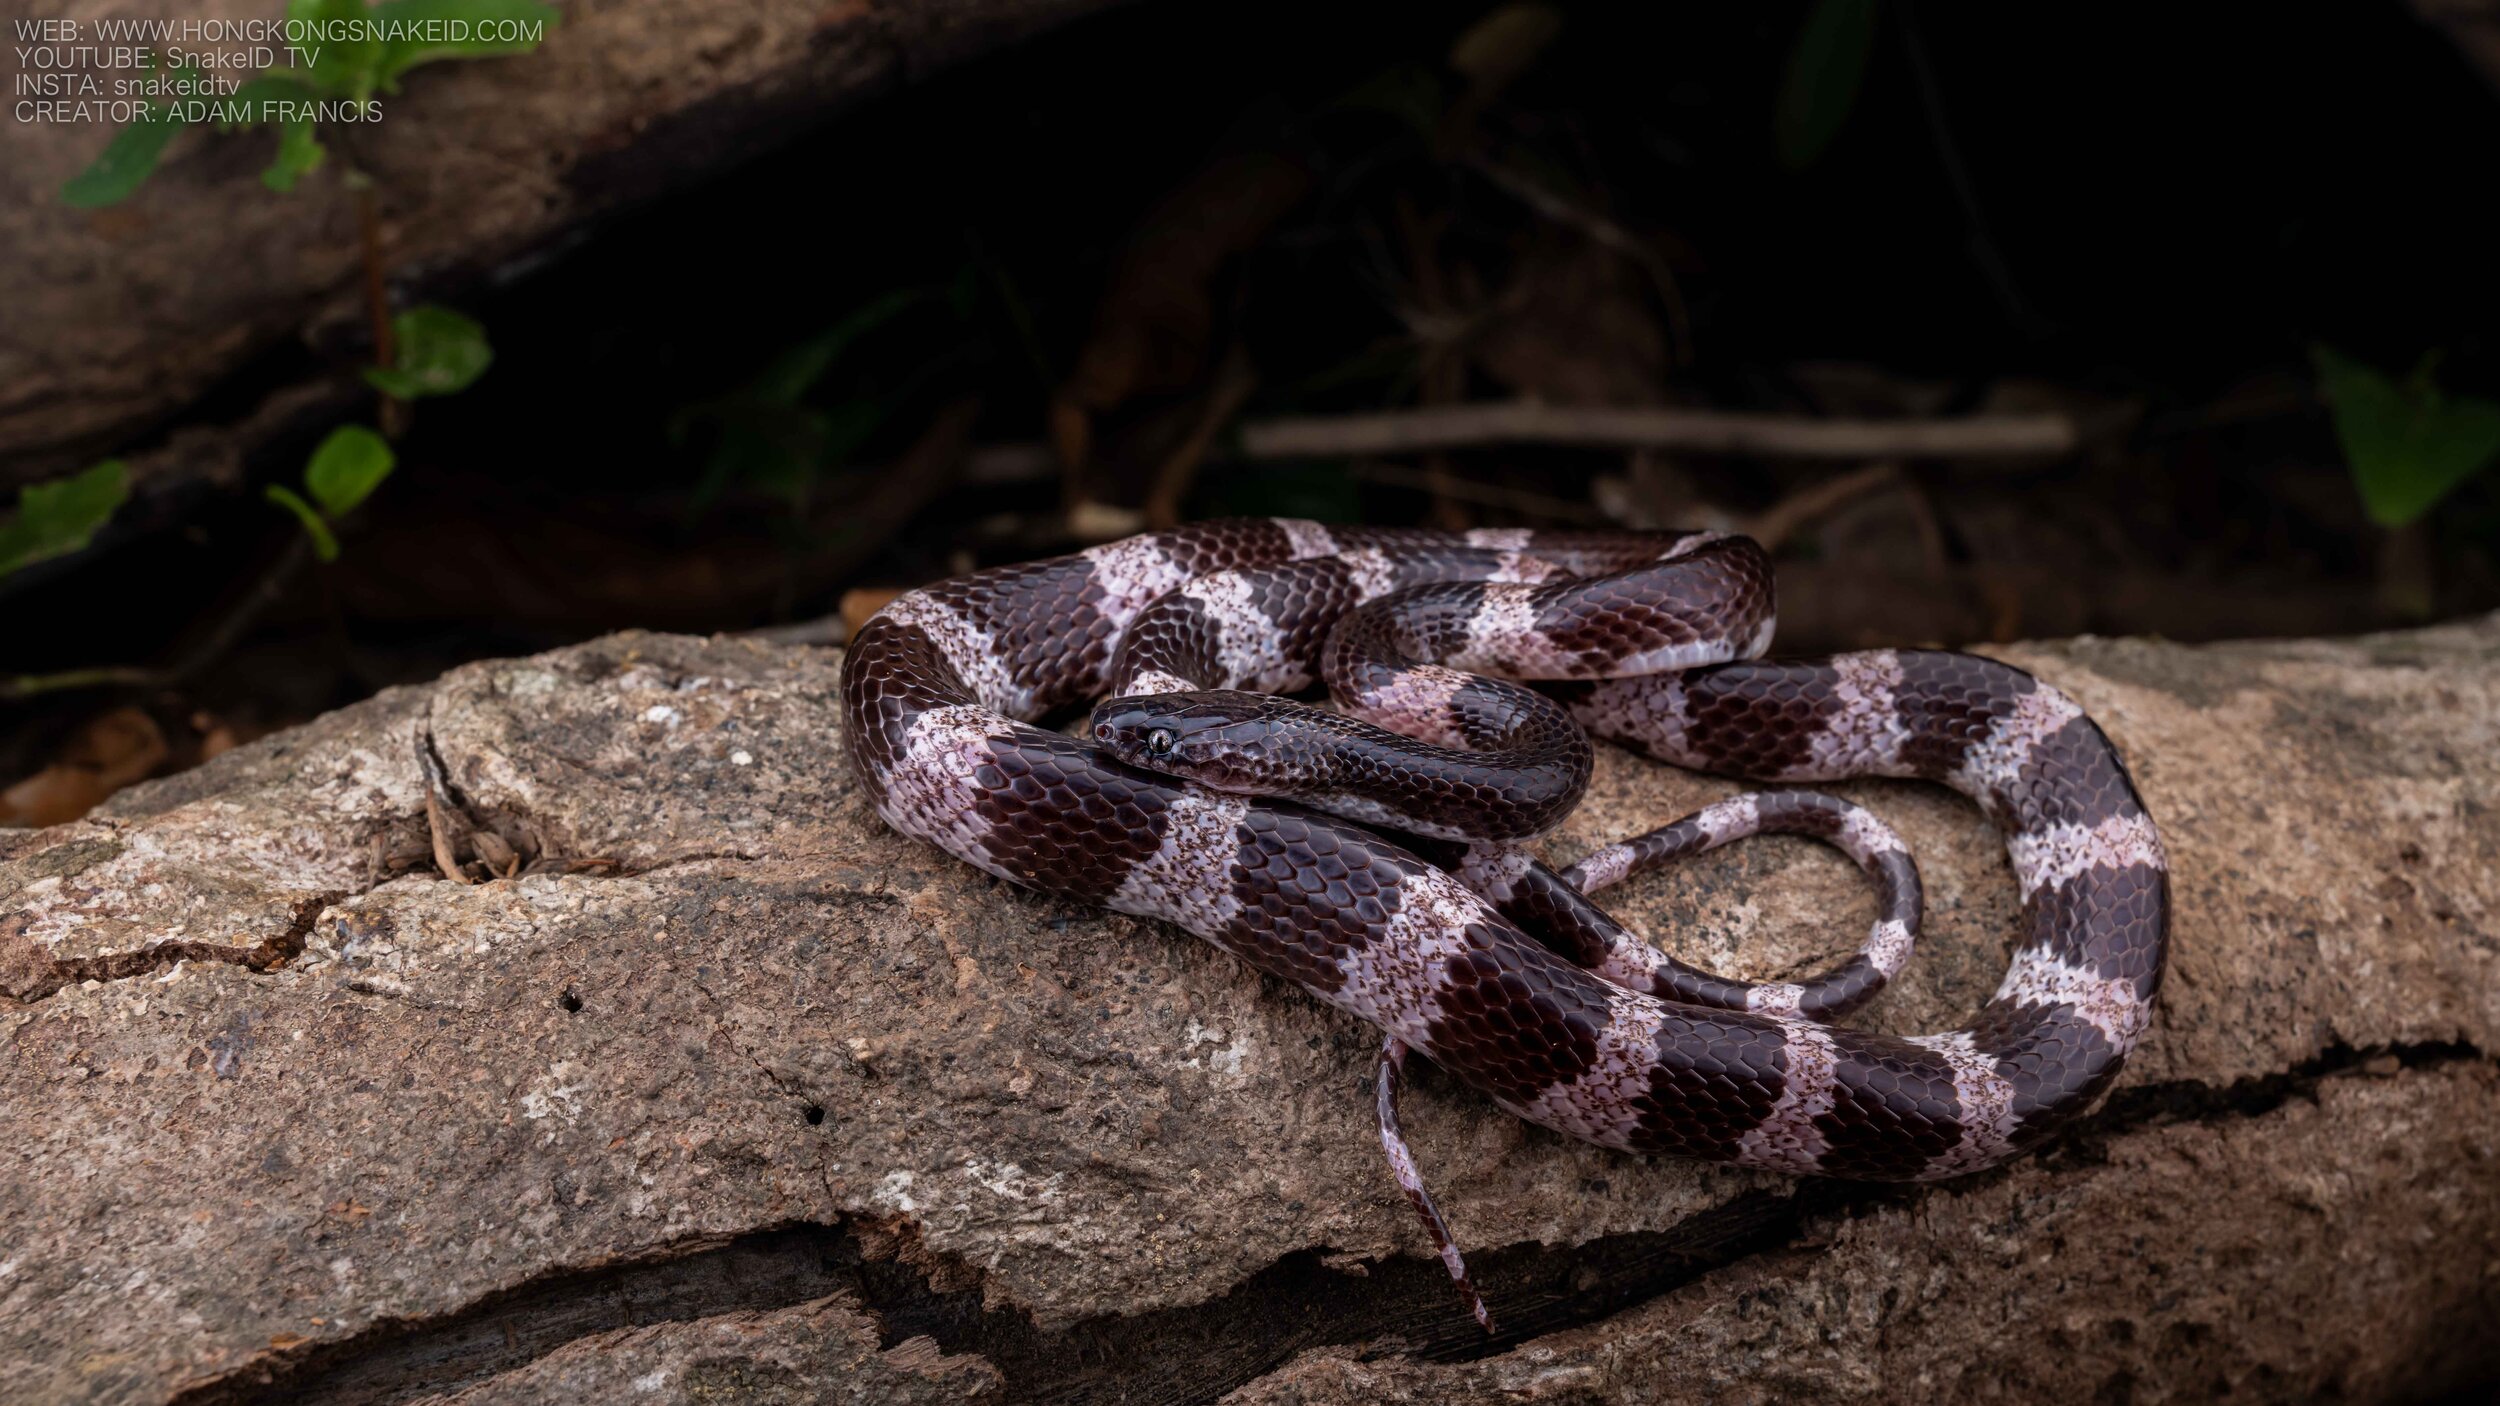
xmin=168 ymin=1038 xmax=2490 ymax=1406
xmin=170 ymin=1226 xmax=861 ymax=1406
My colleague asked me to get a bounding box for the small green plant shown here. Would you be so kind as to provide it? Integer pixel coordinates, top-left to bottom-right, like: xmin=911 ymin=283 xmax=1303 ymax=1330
xmin=362 ymin=305 xmax=494 ymax=400
xmin=671 ymin=279 xmax=975 ymax=513
xmin=48 ymin=0 xmax=530 ymax=571
xmin=7 ymin=1 xmax=540 ymax=698
xmin=0 ymin=462 xmax=130 ymax=578
xmin=57 ymin=68 xmax=196 ymax=208
xmin=265 ymin=427 xmax=397 ymax=562
xmin=257 ymin=306 xmax=485 ymax=558
xmin=0 ymin=305 xmax=481 ymax=582
xmin=2314 ymin=345 xmax=2500 ymax=528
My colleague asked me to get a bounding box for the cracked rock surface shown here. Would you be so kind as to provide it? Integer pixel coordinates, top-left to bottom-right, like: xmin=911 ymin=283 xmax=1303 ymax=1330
xmin=4 ymin=619 xmax=2497 ymax=1404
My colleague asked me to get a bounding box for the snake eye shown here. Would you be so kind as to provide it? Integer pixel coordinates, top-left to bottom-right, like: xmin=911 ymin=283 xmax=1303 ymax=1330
xmin=1146 ymin=727 xmax=1176 ymax=758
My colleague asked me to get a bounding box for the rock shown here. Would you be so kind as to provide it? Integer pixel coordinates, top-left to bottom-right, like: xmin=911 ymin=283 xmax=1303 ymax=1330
xmin=3 ymin=617 xmax=2497 ymax=1403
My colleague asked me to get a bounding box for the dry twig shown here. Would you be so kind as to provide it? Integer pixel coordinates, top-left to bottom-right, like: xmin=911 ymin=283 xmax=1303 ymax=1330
xmin=1743 ymin=462 xmax=1904 ymax=553
xmin=412 ymin=722 xmax=475 ymax=885
xmin=4 ymin=535 xmax=313 ymax=702
xmin=1143 ymin=347 xmax=1258 ymax=531
xmin=1240 ymin=400 xmax=2077 ymax=461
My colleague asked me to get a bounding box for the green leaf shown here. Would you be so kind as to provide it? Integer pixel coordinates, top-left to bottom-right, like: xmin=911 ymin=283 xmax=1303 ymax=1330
xmin=2314 ymin=345 xmax=2500 ymax=528
xmin=1337 ymin=63 xmax=1444 ymax=140
xmin=224 ymin=75 xmax=314 ymax=121
xmin=60 ymin=102 xmax=187 ymax=208
xmin=263 ymin=117 xmax=327 ymax=192
xmin=217 ymin=75 xmax=321 ymax=129
xmin=671 ymin=289 xmax=936 ymax=515
xmin=751 ymin=290 xmax=927 ymax=405
xmin=974 ymin=243 xmax=1054 ymax=388
xmin=1775 ymin=0 xmax=1876 ymax=171
xmin=815 ymin=398 xmax=885 ymax=471
xmin=264 ymin=484 xmax=342 ymax=562
xmin=0 ymin=461 xmax=130 ymax=576
xmin=291 ymin=0 xmax=385 ymax=98
xmin=682 ymin=395 xmax=893 ymax=512
xmin=363 ymin=305 xmax=493 ymax=398
xmin=372 ymin=0 xmax=559 ymax=89
xmin=685 ymin=405 xmax=830 ymax=509
xmin=303 ymin=425 xmax=397 ymax=518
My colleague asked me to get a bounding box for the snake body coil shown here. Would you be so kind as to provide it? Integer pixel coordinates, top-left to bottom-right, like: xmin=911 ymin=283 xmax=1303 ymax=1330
xmin=842 ymin=518 xmax=2169 ymax=1323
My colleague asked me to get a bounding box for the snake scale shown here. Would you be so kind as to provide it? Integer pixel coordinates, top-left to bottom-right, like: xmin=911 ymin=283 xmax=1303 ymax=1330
xmin=841 ymin=518 xmax=2169 ymax=1329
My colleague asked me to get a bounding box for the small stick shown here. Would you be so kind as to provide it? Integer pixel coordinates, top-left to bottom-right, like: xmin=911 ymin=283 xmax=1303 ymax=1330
xmin=412 ymin=723 xmax=474 ymax=885
xmin=1376 ymin=1036 xmax=1495 ymax=1334
xmin=3 ymin=534 xmax=314 ymax=702
xmin=1744 ymin=461 xmax=1903 ymax=553
xmin=1143 ymin=348 xmax=1257 ymax=531
xmin=353 ymin=178 xmax=408 ymax=440
xmin=1240 ymin=401 xmax=2077 ymax=462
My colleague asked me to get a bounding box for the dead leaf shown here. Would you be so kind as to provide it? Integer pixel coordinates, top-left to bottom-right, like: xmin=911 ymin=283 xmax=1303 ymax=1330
xmin=1444 ymin=3 xmax=1564 ymax=147
xmin=0 ymin=707 xmax=169 ymax=827
xmin=188 ymin=708 xmax=275 ymax=764
xmin=839 ymin=587 xmax=905 ymax=641
xmin=471 ymin=828 xmax=518 ymax=877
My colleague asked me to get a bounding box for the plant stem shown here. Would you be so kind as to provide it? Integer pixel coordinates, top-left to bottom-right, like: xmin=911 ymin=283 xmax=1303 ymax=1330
xmin=3 ymin=666 xmax=161 ymax=700
xmin=1238 ymin=400 xmax=2079 ymax=460
xmin=353 ymin=175 xmax=407 ymax=438
xmin=1896 ymin=0 xmax=2042 ymax=338
xmin=1 ymin=535 xmax=312 ymax=703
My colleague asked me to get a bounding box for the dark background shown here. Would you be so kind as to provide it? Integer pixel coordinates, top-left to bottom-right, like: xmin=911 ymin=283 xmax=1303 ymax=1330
xmin=7 ymin=0 xmax=2499 ymax=807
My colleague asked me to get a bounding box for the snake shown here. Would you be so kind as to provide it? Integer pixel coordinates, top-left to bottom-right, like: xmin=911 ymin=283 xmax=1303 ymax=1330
xmin=841 ymin=518 xmax=2170 ymax=1331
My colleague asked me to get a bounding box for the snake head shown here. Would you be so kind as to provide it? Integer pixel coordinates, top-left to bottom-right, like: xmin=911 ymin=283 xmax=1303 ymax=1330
xmin=1090 ymin=691 xmax=1310 ymax=794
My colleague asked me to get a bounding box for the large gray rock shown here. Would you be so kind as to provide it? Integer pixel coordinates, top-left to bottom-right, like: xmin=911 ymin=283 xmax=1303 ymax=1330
xmin=3 ymin=617 xmax=2496 ymax=1403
